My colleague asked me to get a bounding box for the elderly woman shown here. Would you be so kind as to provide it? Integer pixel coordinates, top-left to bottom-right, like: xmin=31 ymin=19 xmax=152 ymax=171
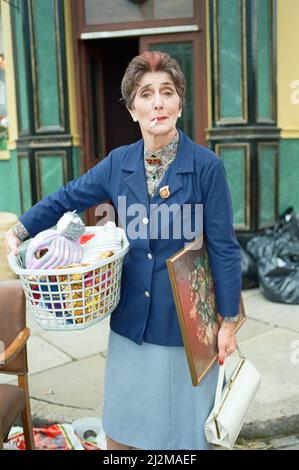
xmin=5 ymin=51 xmax=241 ymax=450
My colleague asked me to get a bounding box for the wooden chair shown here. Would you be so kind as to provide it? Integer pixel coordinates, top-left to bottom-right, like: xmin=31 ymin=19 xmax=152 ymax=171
xmin=0 ymin=280 xmax=35 ymax=450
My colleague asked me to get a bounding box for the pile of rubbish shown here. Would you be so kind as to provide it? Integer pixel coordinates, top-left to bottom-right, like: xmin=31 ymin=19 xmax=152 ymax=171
xmin=241 ymin=207 xmax=299 ymax=304
xmin=3 ymin=417 xmax=107 ymax=450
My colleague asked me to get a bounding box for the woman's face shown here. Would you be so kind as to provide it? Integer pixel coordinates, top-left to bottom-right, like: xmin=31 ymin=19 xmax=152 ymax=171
xmin=129 ymin=71 xmax=181 ymax=140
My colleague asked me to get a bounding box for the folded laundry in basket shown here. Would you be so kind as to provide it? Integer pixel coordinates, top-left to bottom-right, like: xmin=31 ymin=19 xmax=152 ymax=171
xmin=25 ymin=211 xmax=85 ymax=270
xmin=81 ymin=221 xmax=123 ymax=264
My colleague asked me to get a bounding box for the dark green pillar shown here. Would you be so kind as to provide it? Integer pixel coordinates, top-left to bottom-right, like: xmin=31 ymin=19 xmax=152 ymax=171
xmin=12 ymin=0 xmax=76 ymax=214
xmin=208 ymin=0 xmax=279 ymax=242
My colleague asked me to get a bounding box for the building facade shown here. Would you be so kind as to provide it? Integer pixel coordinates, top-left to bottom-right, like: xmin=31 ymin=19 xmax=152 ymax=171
xmin=0 ymin=0 xmax=298 ymax=240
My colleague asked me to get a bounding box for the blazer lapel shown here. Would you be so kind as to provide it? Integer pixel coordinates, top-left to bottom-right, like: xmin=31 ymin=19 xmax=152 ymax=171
xmin=122 ymin=139 xmax=150 ymax=213
xmin=150 ymin=170 xmax=183 ymax=206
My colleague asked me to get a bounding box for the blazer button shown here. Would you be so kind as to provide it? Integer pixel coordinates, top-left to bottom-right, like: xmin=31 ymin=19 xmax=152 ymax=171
xmin=147 ymin=253 xmax=153 ymax=260
xmin=144 ymin=291 xmax=150 ymax=298
xmin=142 ymin=217 xmax=149 ymax=225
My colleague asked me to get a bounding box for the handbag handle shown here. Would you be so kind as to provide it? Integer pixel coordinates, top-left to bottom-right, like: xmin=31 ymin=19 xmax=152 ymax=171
xmin=214 ymin=344 xmax=245 ymax=409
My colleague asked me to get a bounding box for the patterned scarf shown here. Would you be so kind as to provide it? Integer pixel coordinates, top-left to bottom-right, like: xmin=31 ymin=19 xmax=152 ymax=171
xmin=144 ymin=130 xmax=179 ymax=197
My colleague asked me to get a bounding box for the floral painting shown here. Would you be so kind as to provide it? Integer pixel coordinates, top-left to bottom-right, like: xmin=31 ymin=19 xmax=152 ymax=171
xmin=167 ymin=237 xmax=245 ymax=386
xmin=188 ymin=248 xmax=219 ymax=349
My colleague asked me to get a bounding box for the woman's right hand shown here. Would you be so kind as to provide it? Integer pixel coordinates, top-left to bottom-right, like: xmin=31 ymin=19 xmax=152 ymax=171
xmin=4 ymin=228 xmax=21 ymax=256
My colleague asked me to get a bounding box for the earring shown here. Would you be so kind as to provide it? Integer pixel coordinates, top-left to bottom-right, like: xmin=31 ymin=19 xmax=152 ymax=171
xmin=178 ymin=112 xmax=182 ymax=118
xmin=133 ymin=116 xmax=137 ymax=122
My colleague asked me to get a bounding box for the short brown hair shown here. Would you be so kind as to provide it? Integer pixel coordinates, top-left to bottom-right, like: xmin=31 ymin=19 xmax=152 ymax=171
xmin=121 ymin=51 xmax=186 ymax=110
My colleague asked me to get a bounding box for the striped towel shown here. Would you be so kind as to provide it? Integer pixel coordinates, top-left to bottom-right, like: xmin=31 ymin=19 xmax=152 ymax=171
xmin=81 ymin=222 xmax=123 ymax=264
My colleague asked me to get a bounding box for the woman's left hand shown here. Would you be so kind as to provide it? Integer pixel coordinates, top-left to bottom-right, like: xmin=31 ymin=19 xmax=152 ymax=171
xmin=217 ymin=321 xmax=237 ymax=365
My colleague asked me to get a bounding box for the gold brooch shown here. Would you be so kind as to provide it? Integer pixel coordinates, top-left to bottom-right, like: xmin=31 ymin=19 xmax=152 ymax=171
xmin=159 ymin=185 xmax=170 ymax=199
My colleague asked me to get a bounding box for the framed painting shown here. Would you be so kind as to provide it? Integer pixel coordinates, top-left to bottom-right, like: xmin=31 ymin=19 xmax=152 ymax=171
xmin=166 ymin=236 xmax=246 ymax=386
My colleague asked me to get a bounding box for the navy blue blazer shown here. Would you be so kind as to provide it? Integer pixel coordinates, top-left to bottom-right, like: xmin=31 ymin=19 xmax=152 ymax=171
xmin=20 ymin=129 xmax=241 ymax=346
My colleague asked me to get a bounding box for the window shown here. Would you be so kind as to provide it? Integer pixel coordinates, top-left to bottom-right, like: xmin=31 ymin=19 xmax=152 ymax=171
xmin=84 ymin=0 xmax=194 ymax=26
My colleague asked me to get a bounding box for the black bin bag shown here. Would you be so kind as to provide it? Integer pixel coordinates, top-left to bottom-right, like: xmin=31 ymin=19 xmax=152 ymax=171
xmin=247 ymin=207 xmax=299 ymax=304
xmin=241 ymin=247 xmax=259 ymax=289
xmin=258 ymin=256 xmax=299 ymax=304
xmin=246 ymin=207 xmax=299 ymax=262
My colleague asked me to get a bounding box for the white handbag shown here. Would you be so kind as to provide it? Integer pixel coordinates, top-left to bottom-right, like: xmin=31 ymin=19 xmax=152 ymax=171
xmin=204 ymin=345 xmax=261 ymax=450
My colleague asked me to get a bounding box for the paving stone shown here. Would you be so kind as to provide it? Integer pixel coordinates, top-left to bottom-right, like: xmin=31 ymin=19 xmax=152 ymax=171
xmin=238 ymin=328 xmax=299 ymax=424
xmin=244 ymin=294 xmax=299 ymax=333
xmin=26 ymin=300 xmax=111 ymax=359
xmin=28 ymin=354 xmax=105 ymax=412
xmin=0 ymin=374 xmax=18 ymax=385
xmin=27 ymin=334 xmax=72 ymax=373
xmin=236 ymin=318 xmax=274 ymax=342
xmin=37 ymin=316 xmax=110 ymax=360
xmin=270 ymin=435 xmax=299 ymax=449
xmin=241 ymin=288 xmax=260 ymax=300
xmin=280 ymin=444 xmax=299 ymax=450
xmin=0 ymin=334 xmax=72 ymax=385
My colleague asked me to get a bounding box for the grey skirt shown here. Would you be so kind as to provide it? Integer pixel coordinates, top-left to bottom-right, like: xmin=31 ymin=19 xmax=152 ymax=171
xmin=102 ymin=329 xmax=219 ymax=450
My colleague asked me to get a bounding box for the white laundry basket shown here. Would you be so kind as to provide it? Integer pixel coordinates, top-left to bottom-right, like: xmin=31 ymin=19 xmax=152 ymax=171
xmin=8 ymin=227 xmax=129 ymax=331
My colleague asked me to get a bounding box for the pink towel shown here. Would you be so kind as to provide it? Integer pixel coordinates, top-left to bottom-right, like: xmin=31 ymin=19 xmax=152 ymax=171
xmin=25 ymin=230 xmax=83 ymax=269
xmin=25 ymin=212 xmax=85 ymax=269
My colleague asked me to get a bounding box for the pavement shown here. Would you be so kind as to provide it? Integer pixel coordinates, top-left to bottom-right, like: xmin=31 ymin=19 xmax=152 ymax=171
xmin=1 ymin=287 xmax=299 ymax=450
